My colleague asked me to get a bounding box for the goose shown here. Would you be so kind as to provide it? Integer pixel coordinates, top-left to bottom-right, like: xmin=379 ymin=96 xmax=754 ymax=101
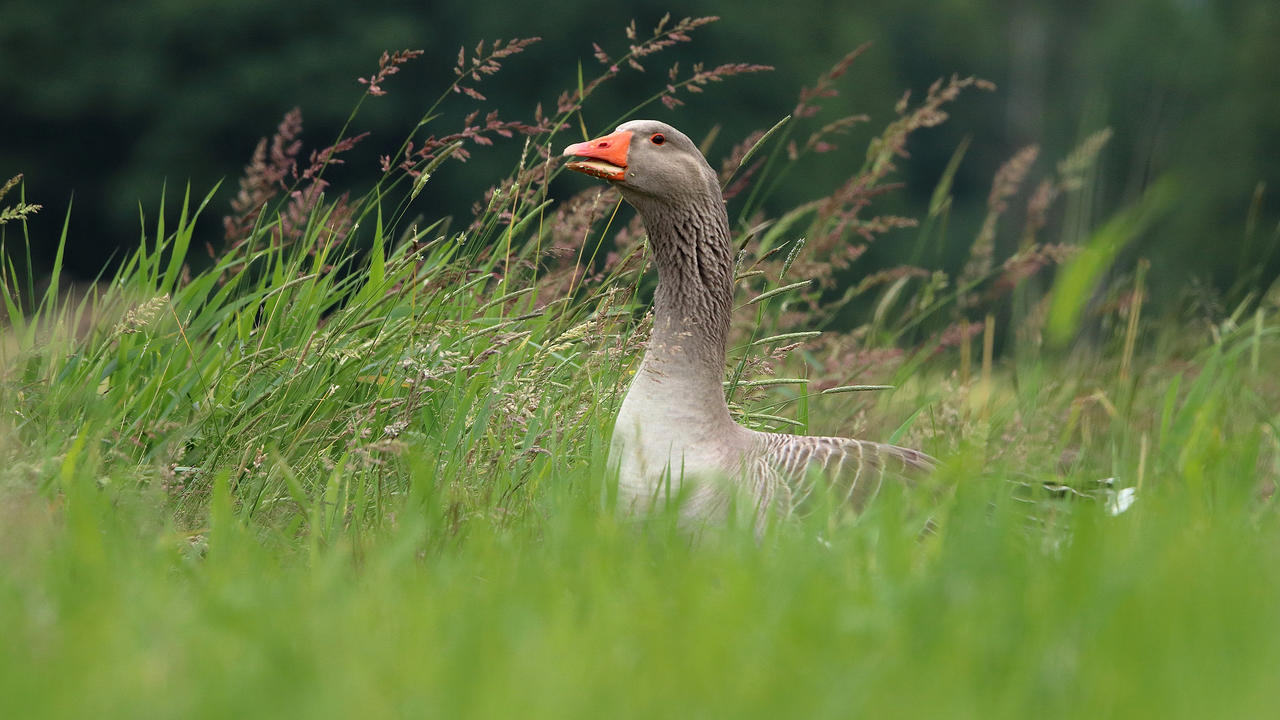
xmin=563 ymin=120 xmax=934 ymax=525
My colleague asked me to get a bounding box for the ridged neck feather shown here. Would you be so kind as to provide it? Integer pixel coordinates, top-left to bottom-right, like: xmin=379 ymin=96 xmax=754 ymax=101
xmin=629 ymin=187 xmax=735 ymax=394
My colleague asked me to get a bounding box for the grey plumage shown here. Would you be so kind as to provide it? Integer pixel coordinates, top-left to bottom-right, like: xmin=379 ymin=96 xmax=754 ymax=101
xmin=563 ymin=120 xmax=934 ymax=526
xmin=757 ymin=434 xmax=936 ymax=516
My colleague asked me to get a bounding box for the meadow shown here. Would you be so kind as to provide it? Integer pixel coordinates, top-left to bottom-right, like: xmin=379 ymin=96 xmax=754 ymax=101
xmin=3 ymin=20 xmax=1279 ymax=718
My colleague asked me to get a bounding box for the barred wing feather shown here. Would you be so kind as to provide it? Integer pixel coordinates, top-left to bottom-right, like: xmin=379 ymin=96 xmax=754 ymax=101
xmin=757 ymin=433 xmax=936 ymax=515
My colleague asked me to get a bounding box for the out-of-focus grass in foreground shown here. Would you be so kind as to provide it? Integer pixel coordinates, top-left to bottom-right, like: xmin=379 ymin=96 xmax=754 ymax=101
xmin=3 ymin=24 xmax=1279 ymax=718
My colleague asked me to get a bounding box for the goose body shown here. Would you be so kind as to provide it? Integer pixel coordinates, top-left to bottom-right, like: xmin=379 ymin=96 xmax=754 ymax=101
xmin=563 ymin=120 xmax=933 ymax=523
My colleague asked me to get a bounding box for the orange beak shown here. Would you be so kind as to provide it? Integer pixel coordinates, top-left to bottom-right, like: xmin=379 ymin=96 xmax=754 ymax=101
xmin=562 ymin=130 xmax=632 ymax=181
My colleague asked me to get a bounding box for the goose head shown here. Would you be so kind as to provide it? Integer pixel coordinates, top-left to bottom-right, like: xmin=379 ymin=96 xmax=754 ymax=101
xmin=562 ymin=120 xmax=721 ymax=210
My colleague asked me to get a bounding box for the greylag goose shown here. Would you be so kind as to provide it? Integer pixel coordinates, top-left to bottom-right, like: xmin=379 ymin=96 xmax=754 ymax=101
xmin=563 ymin=120 xmax=934 ymax=524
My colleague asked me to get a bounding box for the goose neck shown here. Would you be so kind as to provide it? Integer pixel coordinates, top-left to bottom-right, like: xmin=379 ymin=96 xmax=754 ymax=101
xmin=633 ymin=197 xmax=735 ymax=419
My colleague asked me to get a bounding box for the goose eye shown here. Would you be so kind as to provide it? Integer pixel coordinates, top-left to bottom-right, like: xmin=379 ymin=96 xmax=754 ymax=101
xmin=650 ymin=133 xmax=665 ymax=145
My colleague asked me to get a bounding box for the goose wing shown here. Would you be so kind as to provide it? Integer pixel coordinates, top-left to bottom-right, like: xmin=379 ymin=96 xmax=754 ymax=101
xmin=756 ymin=433 xmax=936 ymax=515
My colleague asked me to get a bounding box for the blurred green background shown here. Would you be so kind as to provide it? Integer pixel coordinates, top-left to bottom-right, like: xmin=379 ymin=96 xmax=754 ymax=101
xmin=2 ymin=0 xmax=1277 ymax=301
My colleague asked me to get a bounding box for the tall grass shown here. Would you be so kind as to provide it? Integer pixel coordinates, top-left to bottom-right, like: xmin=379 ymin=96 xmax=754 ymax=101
xmin=2 ymin=18 xmax=1279 ymax=718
